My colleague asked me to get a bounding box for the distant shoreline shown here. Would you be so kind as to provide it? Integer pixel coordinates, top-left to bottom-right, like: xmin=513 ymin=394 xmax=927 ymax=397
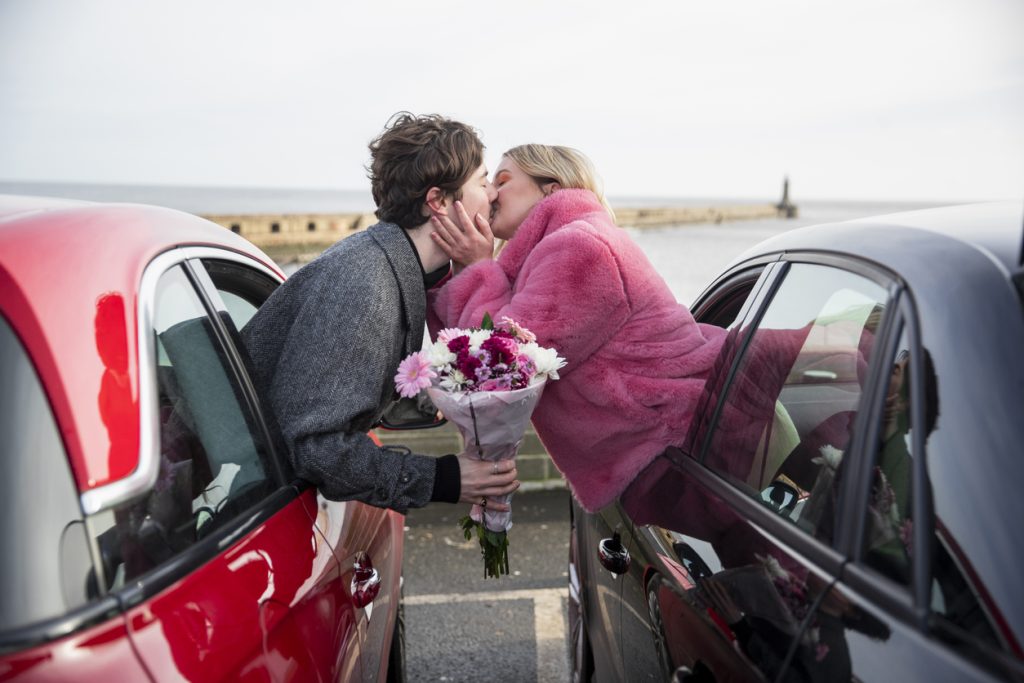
xmin=201 ymin=202 xmax=797 ymax=264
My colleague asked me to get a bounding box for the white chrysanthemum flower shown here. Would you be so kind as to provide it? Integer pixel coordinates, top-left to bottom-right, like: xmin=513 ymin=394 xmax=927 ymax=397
xmin=811 ymin=444 xmax=844 ymax=471
xmin=756 ymin=552 xmax=790 ymax=582
xmin=427 ymin=339 xmax=456 ymax=368
xmin=440 ymin=368 xmax=467 ymax=391
xmin=468 ymin=329 xmax=490 ymax=352
xmin=521 ymin=343 xmax=567 ymax=383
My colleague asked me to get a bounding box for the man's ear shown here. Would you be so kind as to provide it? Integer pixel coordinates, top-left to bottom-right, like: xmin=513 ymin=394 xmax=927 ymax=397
xmin=424 ymin=187 xmax=450 ymax=215
xmin=542 ymin=181 xmax=561 ymax=196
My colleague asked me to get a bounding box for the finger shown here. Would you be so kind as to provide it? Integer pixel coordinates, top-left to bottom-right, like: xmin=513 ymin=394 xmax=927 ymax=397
xmin=485 ymin=480 xmax=520 ymax=497
xmin=430 ymin=231 xmax=456 ymax=258
xmin=430 ymin=214 xmax=457 ymax=241
xmin=473 ymin=212 xmax=494 ymax=240
xmin=429 ymin=229 xmax=451 ymax=248
xmin=454 ymin=201 xmax=477 ymax=234
xmin=491 ymin=460 xmax=516 ymax=475
xmin=488 ymin=469 xmax=518 ymax=485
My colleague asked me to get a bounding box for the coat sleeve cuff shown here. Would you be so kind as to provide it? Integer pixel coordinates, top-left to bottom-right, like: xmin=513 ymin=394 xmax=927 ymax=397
xmin=430 ymin=453 xmax=461 ymax=503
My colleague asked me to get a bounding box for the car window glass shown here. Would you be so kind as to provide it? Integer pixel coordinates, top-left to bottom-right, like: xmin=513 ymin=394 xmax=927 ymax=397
xmin=220 ymin=290 xmax=258 ymax=330
xmin=680 ymin=268 xmax=769 ymax=459
xmin=0 ymin=317 xmax=93 ymax=631
xmin=704 ymin=263 xmax=888 ymax=546
xmin=90 ymin=265 xmax=275 ymax=592
xmin=200 ymin=258 xmax=279 ymax=333
xmin=862 ymin=332 xmax=913 ymax=584
xmin=861 ymin=332 xmax=1003 ymax=654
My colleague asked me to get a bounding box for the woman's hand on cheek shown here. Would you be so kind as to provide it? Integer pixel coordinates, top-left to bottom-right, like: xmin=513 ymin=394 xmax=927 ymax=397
xmin=430 ymin=200 xmax=495 ymax=273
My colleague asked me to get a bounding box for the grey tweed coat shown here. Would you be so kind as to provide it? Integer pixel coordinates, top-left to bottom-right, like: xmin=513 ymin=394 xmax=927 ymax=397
xmin=242 ymin=221 xmax=437 ymax=513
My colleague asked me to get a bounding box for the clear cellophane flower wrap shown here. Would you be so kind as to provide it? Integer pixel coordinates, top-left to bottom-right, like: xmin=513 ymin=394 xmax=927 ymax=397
xmin=427 ymin=380 xmax=545 ymax=578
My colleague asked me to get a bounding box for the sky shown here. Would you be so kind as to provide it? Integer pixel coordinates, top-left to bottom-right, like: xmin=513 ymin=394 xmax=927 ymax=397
xmin=1 ymin=0 xmax=1022 ymax=203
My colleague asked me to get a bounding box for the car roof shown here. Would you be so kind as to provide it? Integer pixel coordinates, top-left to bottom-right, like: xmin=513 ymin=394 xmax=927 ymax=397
xmin=735 ymin=201 xmax=1024 ymax=277
xmin=0 ymin=194 xmax=282 ymax=495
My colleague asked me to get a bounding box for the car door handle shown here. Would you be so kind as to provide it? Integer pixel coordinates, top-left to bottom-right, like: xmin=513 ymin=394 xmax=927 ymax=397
xmin=352 ymin=551 xmax=382 ymax=608
xmin=598 ymin=532 xmax=630 ymax=575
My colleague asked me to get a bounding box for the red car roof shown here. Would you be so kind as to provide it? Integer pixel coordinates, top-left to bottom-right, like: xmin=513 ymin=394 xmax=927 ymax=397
xmin=0 ymin=195 xmax=282 ymax=495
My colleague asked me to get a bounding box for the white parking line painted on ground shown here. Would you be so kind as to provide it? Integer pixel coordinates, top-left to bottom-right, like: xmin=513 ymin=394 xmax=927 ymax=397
xmin=406 ymin=588 xmax=569 ymax=682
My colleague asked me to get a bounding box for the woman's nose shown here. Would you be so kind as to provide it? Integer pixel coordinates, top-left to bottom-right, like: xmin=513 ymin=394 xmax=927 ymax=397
xmin=486 ymin=181 xmax=498 ymax=202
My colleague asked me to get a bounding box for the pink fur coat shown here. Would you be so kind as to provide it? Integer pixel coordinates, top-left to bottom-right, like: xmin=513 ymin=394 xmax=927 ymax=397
xmin=429 ymin=189 xmax=726 ymax=511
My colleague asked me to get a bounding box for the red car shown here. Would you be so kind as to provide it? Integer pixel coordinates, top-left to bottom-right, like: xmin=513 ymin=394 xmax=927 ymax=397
xmin=0 ymin=195 xmax=406 ymax=682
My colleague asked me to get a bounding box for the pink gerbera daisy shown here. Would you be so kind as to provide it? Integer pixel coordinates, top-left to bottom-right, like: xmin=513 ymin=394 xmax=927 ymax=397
xmin=436 ymin=328 xmax=464 ymax=344
xmin=394 ymin=351 xmax=436 ymax=398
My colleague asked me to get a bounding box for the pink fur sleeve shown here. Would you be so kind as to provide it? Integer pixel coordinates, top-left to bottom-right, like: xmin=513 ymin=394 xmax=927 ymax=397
xmin=431 ymin=226 xmax=630 ymax=373
xmin=430 ymin=260 xmax=513 ymax=332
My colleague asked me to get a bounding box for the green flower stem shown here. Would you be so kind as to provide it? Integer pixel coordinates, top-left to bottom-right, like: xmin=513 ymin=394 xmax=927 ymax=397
xmin=460 ymin=516 xmax=510 ymax=579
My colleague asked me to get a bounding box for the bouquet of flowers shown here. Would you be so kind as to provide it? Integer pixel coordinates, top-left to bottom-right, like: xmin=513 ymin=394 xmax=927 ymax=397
xmin=394 ymin=314 xmax=565 ymax=578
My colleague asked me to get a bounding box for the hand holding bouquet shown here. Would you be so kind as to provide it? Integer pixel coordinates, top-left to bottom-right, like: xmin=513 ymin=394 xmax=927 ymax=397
xmin=395 ymin=314 xmax=565 ymax=578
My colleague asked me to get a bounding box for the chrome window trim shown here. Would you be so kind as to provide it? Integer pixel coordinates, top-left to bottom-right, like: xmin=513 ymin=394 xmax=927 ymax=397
xmin=79 ymin=246 xmax=279 ymax=515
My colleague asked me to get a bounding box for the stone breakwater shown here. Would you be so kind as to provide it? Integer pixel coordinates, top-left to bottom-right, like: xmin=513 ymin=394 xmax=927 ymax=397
xmin=613 ymin=203 xmax=790 ymax=228
xmin=201 ymin=202 xmax=794 ymax=261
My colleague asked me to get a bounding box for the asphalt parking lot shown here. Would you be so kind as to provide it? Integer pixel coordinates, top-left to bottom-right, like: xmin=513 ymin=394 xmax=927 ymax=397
xmin=402 ymin=487 xmax=572 ymax=683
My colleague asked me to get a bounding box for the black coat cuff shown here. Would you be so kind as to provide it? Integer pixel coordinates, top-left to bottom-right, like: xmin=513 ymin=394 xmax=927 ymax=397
xmin=430 ymin=454 xmax=460 ymax=503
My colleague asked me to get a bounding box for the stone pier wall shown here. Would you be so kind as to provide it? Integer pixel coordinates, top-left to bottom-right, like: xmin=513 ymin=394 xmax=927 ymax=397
xmin=615 ymin=203 xmax=786 ymax=228
xmin=201 ymin=202 xmax=793 ymax=254
xmin=202 ymin=211 xmax=378 ymax=248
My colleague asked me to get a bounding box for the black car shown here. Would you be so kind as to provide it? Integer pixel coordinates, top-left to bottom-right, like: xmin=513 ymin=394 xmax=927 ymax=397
xmin=569 ymin=202 xmax=1024 ymax=682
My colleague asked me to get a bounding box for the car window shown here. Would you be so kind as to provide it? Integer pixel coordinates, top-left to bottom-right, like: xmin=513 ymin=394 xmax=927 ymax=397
xmin=0 ymin=316 xmax=93 ymax=631
xmin=90 ymin=265 xmax=276 ymax=592
xmin=862 ymin=332 xmax=913 ymax=584
xmin=692 ymin=268 xmax=765 ymax=330
xmin=861 ymin=330 xmax=1002 ymax=655
xmin=200 ymin=258 xmax=279 ymax=332
xmin=703 ymin=263 xmax=888 ymax=546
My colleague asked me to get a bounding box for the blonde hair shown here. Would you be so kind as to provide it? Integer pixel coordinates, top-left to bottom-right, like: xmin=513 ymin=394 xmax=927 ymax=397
xmin=503 ymin=144 xmax=615 ymax=221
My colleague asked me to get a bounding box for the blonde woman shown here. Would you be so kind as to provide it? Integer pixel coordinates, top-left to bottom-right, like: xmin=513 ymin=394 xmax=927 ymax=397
xmin=427 ymin=144 xmax=727 ymax=518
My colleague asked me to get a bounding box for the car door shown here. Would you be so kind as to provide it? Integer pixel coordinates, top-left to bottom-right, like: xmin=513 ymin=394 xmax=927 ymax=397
xmin=196 ymin=253 xmax=375 ymax=680
xmin=618 ymin=258 xmax=900 ymax=682
xmin=197 ymin=254 xmax=402 ymax=683
xmin=574 ymin=497 xmax=639 ymax=681
xmin=601 ymin=265 xmax=773 ymax=682
xmin=81 ymin=251 xmax=363 ymax=681
xmin=0 ymin=315 xmax=152 ymax=682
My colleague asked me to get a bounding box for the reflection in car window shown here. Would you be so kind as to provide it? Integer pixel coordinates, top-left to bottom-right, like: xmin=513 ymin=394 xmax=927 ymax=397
xmin=704 ymin=264 xmax=888 ymax=546
xmin=0 ymin=317 xmax=92 ymax=631
xmin=651 ymin=466 xmax=877 ymax=681
xmin=863 ymin=333 xmax=913 ymax=584
xmin=90 ymin=266 xmax=275 ymax=591
xmin=862 ymin=332 xmax=1003 ymax=656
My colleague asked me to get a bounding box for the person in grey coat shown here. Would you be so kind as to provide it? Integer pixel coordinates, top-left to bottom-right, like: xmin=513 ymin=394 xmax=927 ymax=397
xmin=241 ymin=113 xmax=520 ymax=514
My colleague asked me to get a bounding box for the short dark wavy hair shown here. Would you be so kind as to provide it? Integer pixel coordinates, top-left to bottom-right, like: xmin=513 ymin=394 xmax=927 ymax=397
xmin=368 ymin=112 xmax=485 ymax=230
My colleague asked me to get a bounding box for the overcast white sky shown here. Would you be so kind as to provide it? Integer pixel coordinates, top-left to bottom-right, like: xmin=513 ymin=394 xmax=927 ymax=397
xmin=1 ymin=0 xmax=1022 ymax=202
